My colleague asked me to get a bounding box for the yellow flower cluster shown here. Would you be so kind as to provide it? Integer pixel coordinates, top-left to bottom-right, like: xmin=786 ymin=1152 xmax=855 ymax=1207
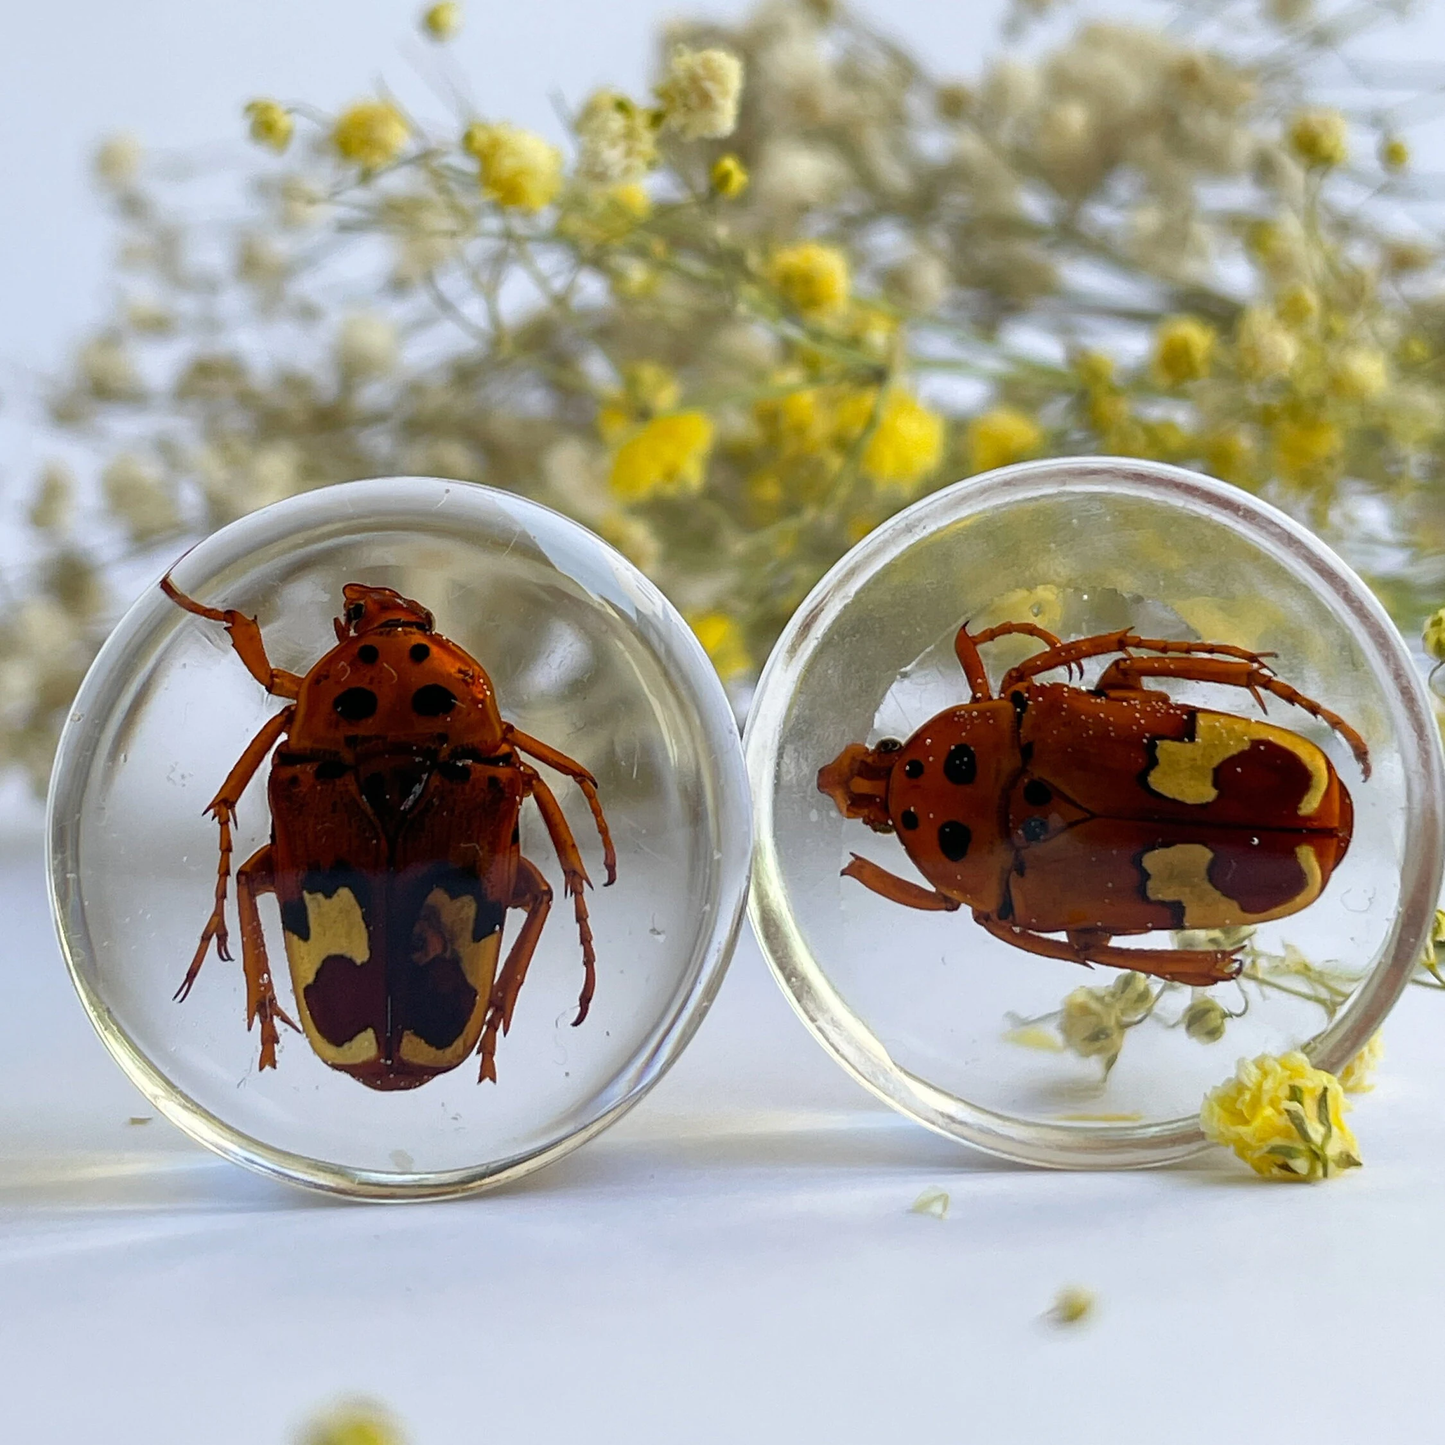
xmin=244 ymin=99 xmax=293 ymax=154
xmin=687 ymin=610 xmax=750 ymax=679
xmin=1153 ymin=316 xmax=1216 ymax=387
xmin=1339 ymin=1033 xmax=1383 ymax=1094
xmin=711 ymin=153 xmax=749 ymax=198
xmin=422 ymin=2 xmax=461 ymax=41
xmin=1201 ymin=1051 xmax=1360 ymax=1181
xmin=655 ymin=46 xmax=744 ymax=141
xmin=610 ymin=412 xmax=715 ymax=501
xmin=332 ymin=101 xmax=409 ymax=170
xmin=300 ymin=1399 xmax=406 ymax=1445
xmin=1288 ymin=108 xmax=1349 ymax=169
xmin=965 ymin=407 xmax=1041 ymax=474
xmin=767 ymin=242 xmax=851 ymax=318
xmin=861 ymin=390 xmax=945 ymax=490
xmin=463 ymin=123 xmax=562 ymax=211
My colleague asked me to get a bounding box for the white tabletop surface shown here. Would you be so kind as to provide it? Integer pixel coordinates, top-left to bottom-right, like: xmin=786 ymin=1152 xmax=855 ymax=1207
xmin=1 ymin=821 xmax=1439 ymax=1445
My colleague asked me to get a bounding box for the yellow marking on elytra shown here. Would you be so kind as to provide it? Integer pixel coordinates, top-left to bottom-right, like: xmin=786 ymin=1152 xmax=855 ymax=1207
xmin=398 ymin=888 xmax=500 ymax=1069
xmin=282 ymin=887 xmax=378 ymax=1063
xmin=1149 ymin=712 xmax=1330 ymax=816
xmin=1142 ymin=841 xmax=1322 ymax=927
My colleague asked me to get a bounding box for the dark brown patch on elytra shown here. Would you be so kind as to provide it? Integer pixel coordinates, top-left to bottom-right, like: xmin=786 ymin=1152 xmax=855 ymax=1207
xmin=1207 ymin=841 xmax=1309 ymax=916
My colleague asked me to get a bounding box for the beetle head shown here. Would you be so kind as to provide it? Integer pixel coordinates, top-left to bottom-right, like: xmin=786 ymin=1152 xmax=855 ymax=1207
xmin=336 ymin=584 xmax=435 ymax=640
xmin=817 ymin=738 xmax=902 ymax=833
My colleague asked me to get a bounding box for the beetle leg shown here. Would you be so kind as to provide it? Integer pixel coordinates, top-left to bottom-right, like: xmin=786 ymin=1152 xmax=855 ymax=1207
xmin=842 ymin=853 xmax=962 ymax=911
xmin=953 ymin=623 xmax=994 ymax=701
xmin=1093 ymin=656 xmax=1371 ymax=778
xmin=998 ymin=630 xmax=1275 ymax=695
xmin=967 ymin=620 xmax=1079 ymax=680
xmin=506 ymin=726 xmax=617 ymax=885
xmin=519 ymin=763 xmax=599 ymax=1025
xmin=975 ymin=913 xmax=1243 ymax=986
xmin=161 ymin=575 xmax=303 ymax=700
xmin=477 ymin=857 xmax=553 ymax=1083
xmin=233 ymin=845 xmax=299 ymax=1070
xmin=175 ymin=707 xmax=294 ymax=1002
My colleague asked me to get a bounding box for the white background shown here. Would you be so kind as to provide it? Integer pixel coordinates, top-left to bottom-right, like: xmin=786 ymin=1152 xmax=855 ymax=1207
xmin=6 ymin=2 xmax=1445 ymax=1441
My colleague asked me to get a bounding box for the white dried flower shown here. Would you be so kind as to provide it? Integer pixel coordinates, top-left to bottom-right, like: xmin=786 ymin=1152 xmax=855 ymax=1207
xmin=885 ymin=250 xmax=949 ymax=314
xmin=335 ymin=314 xmax=399 ymax=381
xmin=237 ymin=234 xmax=288 ymax=293
xmin=656 ymin=46 xmax=743 ymax=141
xmin=102 ymin=453 xmax=178 ymax=540
xmin=279 ymin=175 xmax=327 ymax=229
xmin=979 ymin=59 xmax=1038 ymax=127
xmin=124 ymin=297 xmax=175 ymax=334
xmin=246 ymin=442 xmax=305 ymax=510
xmin=78 ymin=336 xmax=141 ymax=402
xmin=29 ymin=463 xmax=74 ymax=533
xmin=575 ymin=91 xmax=657 ymax=185
xmin=751 ymin=138 xmax=849 ymax=208
xmin=93 ymin=133 xmax=142 ymax=190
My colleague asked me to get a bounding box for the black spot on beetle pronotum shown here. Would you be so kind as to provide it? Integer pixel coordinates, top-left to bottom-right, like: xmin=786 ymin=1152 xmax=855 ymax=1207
xmin=412 ymin=684 xmax=457 ymax=717
xmin=938 ymin=820 xmax=972 ymax=861
xmin=943 ymin=744 xmax=977 ymax=786
xmin=357 ymin=644 xmax=379 ymax=664
xmin=410 ymin=643 xmax=431 ymax=663
xmin=901 ymin=808 xmax=919 ymax=830
xmin=333 ymin=687 xmax=378 ymax=722
xmin=1023 ymin=779 xmax=1052 ymax=806
xmin=904 ymin=758 xmax=924 ymax=779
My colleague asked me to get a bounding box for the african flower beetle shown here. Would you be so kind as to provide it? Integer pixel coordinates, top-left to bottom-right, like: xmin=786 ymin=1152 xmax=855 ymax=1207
xmin=819 ymin=619 xmax=1367 ymax=985
xmin=163 ymin=572 xmax=615 ymax=1090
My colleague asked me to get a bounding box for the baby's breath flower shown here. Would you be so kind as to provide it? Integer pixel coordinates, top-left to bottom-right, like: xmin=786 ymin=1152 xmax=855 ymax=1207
xmin=965 ymin=407 xmax=1042 ymax=473
xmin=421 ymin=2 xmax=461 ymax=41
xmin=1109 ymin=971 xmax=1155 ymax=1023
xmin=335 ymin=313 xmax=398 ymax=381
xmin=1201 ymin=1051 xmax=1360 ymax=1181
xmin=885 ymin=251 xmax=948 ymax=314
xmin=861 ymin=389 xmax=945 ymax=490
xmin=102 ymin=454 xmax=178 ymax=541
xmin=687 ymin=609 xmax=750 ymax=679
xmin=1288 ymin=108 xmax=1348 ymax=169
xmin=300 ymin=1398 xmax=407 ymax=1445
xmin=78 ymin=335 xmax=141 ymax=401
xmin=29 ymin=463 xmax=73 ymax=533
xmin=1339 ymin=1033 xmax=1382 ymax=1094
xmin=1275 ymin=283 xmax=1319 ymax=329
xmin=332 ymin=101 xmax=409 ymax=170
xmin=1380 ymin=135 xmax=1409 ymax=171
xmin=1183 ymin=996 xmax=1228 ymax=1043
xmin=656 ymin=46 xmax=744 ymax=141
xmin=767 ymin=241 xmax=850 ymax=317
xmin=1328 ymin=346 xmax=1388 ymax=401
xmin=464 ymin=123 xmax=563 ymax=212
xmin=1046 ymin=1287 xmax=1095 ymax=1326
xmin=1234 ymin=307 xmax=1297 ymax=382
xmin=560 ymin=182 xmax=651 ymax=245
xmin=575 ymin=91 xmax=658 ymax=185
xmin=909 ymin=1186 xmax=949 ymax=1219
xmin=244 ymin=99 xmax=293 ymax=154
xmin=1153 ymin=316 xmax=1216 ymax=386
xmin=1422 ymin=608 xmax=1445 ymax=662
xmin=610 ymin=412 xmax=714 ymax=500
xmin=1203 ymin=427 xmax=1255 ymax=485
xmin=1060 ymin=987 xmax=1122 ymax=1066
xmin=279 ymin=175 xmax=326 ymax=228
xmin=93 ymin=133 xmax=141 ymax=190
xmin=710 ymin=153 xmax=749 ymax=198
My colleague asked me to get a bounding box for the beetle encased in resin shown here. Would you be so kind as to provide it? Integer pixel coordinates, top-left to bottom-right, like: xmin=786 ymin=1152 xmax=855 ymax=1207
xmin=163 ymin=573 xmax=616 ymax=1090
xmin=819 ymin=619 xmax=1368 ymax=985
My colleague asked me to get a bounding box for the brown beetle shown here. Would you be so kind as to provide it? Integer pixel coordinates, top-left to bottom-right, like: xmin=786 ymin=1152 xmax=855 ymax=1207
xmin=163 ymin=572 xmax=616 ymax=1090
xmin=820 ymin=619 xmax=1366 ymax=985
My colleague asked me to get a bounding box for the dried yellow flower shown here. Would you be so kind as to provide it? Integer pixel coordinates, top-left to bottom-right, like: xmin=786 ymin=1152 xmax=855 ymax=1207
xmin=1200 ymin=1051 xmax=1360 ymax=1180
xmin=711 ymin=153 xmax=749 ymax=198
xmin=1276 ymin=284 xmax=1319 ymax=329
xmin=1422 ymin=608 xmax=1445 ymax=661
xmin=1380 ymin=135 xmax=1409 ymax=171
xmin=559 ymin=182 xmax=651 ymax=245
xmin=1203 ymin=427 xmax=1256 ymax=485
xmin=1328 ymin=346 xmax=1388 ymax=401
xmin=332 ymin=101 xmax=409 ymax=170
xmin=300 ymin=1398 xmax=407 ymax=1445
xmin=656 ymin=46 xmax=743 ymax=141
xmin=596 ymin=362 xmax=680 ymax=441
xmin=102 ymin=454 xmax=177 ymax=541
xmin=1339 ymin=1033 xmax=1382 ymax=1094
xmin=610 ymin=412 xmax=714 ymax=500
xmin=575 ymin=90 xmax=658 ymax=185
xmin=861 ymin=390 xmax=945 ymax=490
xmin=1059 ymin=987 xmax=1122 ymax=1066
xmin=335 ymin=314 xmax=398 ymax=381
xmin=767 ymin=242 xmax=851 ymax=317
xmin=688 ymin=610 xmax=750 ymax=679
xmin=1272 ymin=414 xmax=1341 ymax=480
xmin=29 ymin=463 xmax=73 ymax=533
xmin=1288 ymin=108 xmax=1349 ymax=169
xmin=463 ymin=123 xmax=562 ymax=211
xmin=422 ymin=2 xmax=461 ymax=40
xmin=965 ymin=407 xmax=1041 ymax=474
xmin=93 ymin=133 xmax=141 ymax=189
xmin=1047 ymin=1287 xmax=1095 ymax=1326
xmin=1153 ymin=315 xmax=1216 ymax=386
xmin=244 ymin=99 xmax=293 ymax=154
